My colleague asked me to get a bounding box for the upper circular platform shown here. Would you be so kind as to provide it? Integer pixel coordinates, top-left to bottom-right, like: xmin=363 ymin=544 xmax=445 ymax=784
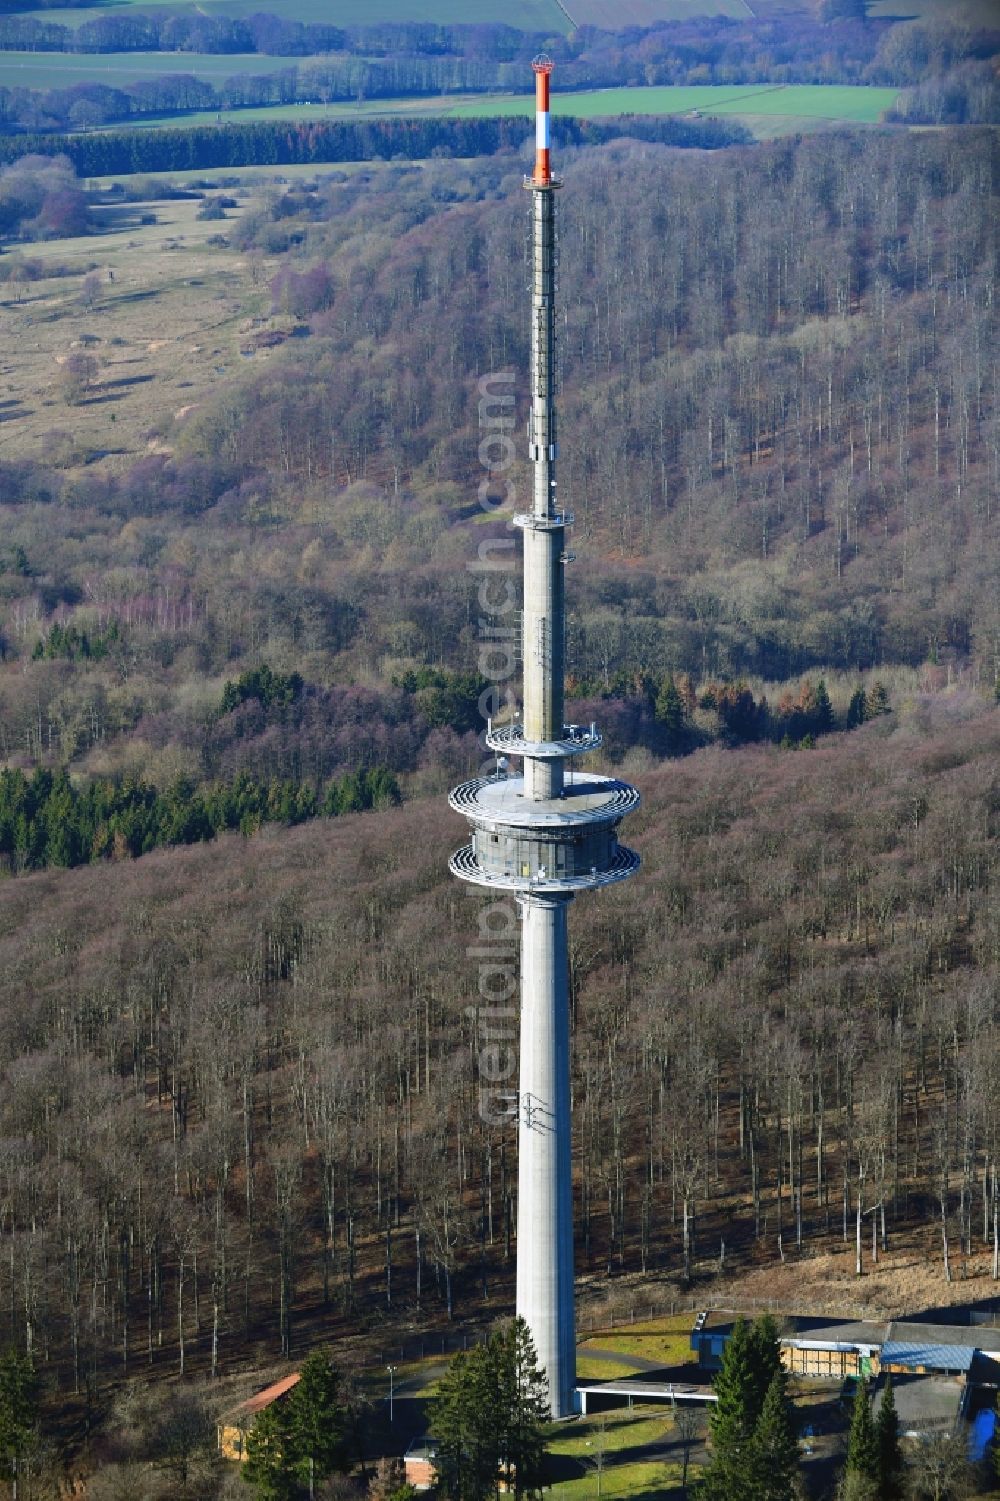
xmin=449 ymin=771 xmax=639 ymax=832
xmin=486 ymin=722 xmax=602 ymax=760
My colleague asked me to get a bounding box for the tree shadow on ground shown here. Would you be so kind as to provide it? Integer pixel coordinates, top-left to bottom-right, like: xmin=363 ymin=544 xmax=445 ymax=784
xmin=103 ymin=373 xmax=155 ymax=389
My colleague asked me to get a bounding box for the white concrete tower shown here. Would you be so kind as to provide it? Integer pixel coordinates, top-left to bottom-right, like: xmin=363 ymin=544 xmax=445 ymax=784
xmin=450 ymin=58 xmax=640 ymax=1419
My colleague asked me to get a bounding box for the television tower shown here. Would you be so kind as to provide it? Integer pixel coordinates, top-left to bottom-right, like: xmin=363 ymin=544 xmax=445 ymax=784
xmin=450 ymin=58 xmax=640 ymax=1419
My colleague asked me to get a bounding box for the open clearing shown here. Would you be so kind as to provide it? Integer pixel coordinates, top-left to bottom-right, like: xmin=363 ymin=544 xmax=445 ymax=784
xmin=578 ymin=1314 xmax=696 ymax=1369
xmin=0 ymin=162 xmax=428 ymax=473
xmin=548 ymin=1407 xmax=682 ymax=1499
xmin=82 ymin=83 xmax=901 ymax=138
xmin=88 ymin=159 xmax=409 ymax=187
xmin=0 ymin=0 xmax=764 ymax=28
xmin=115 ymin=92 xmax=493 ymax=130
xmin=0 ymin=50 xmax=289 ymax=90
xmin=566 ymin=0 xmax=750 ymax=21
xmin=870 ymin=0 xmax=1000 ymax=21
xmin=452 ymin=84 xmax=901 ymax=124
xmin=11 ymin=0 xmax=996 ymax=29
xmin=0 ymin=192 xmax=268 ymax=472
xmin=3 ymin=0 xmax=570 ymax=30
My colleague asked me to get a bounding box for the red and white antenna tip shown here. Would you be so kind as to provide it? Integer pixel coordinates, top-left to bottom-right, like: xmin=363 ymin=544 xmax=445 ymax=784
xmin=531 ymin=55 xmax=553 ymax=186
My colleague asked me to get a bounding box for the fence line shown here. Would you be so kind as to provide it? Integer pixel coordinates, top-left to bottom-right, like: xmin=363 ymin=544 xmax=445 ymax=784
xmin=362 ymin=1294 xmax=999 ymax=1370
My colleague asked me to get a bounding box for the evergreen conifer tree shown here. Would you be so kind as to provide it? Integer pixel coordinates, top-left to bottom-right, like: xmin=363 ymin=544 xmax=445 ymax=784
xmin=747 ymin=1371 xmax=799 ymax=1501
xmin=430 ymin=1319 xmax=549 ymax=1501
xmin=497 ymin=1317 xmax=549 ymax=1499
xmin=847 ymin=685 xmax=868 ymax=728
xmin=813 ymin=679 xmax=836 ymax=734
xmin=655 ymin=673 xmax=686 ymax=752
xmin=845 ymin=1380 xmax=879 ymax=1483
xmin=244 ymin=1400 xmax=297 ymax=1501
xmin=746 ymin=1315 xmax=785 ymax=1423
xmin=874 ymin=1373 xmax=903 ymax=1499
xmin=0 ymin=1349 xmax=38 ymax=1498
xmin=431 ymin=1348 xmax=498 ymax=1501
xmin=288 ymin=1351 xmax=347 ymax=1499
xmin=701 ymin=1319 xmax=757 ymax=1500
xmin=702 ymin=1318 xmax=801 ymax=1501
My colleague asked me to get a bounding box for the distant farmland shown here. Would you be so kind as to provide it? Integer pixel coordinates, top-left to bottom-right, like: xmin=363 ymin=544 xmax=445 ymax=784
xmin=4 ymin=0 xmax=570 ymax=29
xmin=452 ymin=84 xmax=902 ymax=127
xmin=79 ymin=83 xmax=902 ymax=138
xmin=96 ymin=95 xmax=489 ymax=132
xmin=564 ymin=0 xmax=751 ymax=21
xmin=869 ymin=0 xmax=999 ymax=22
xmin=0 ymin=50 xmax=287 ymax=90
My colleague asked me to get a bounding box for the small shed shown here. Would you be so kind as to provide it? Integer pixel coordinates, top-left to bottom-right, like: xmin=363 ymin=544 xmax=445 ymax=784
xmin=404 ymin=1436 xmax=438 ymax=1491
xmin=690 ymin=1311 xmax=731 ymax=1370
xmin=781 ymin=1321 xmax=886 ymax=1380
xmin=218 ymin=1372 xmax=301 ymax=1461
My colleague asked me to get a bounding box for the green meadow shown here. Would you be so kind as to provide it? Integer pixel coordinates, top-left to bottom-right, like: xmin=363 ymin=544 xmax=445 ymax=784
xmin=5 ymin=0 xmax=569 ymax=30
xmin=0 ymin=50 xmax=288 ymax=89
xmin=451 ymin=84 xmax=901 ymax=124
xmin=106 ymin=83 xmax=900 ymax=138
xmin=94 ymin=95 xmax=480 ymax=131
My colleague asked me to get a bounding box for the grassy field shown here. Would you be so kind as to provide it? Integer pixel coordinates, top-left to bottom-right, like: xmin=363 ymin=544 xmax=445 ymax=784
xmin=547 ymin=1407 xmax=687 ymax=1499
xmin=89 ymin=159 xmax=405 ymax=186
xmin=83 ymin=82 xmax=901 ymax=138
xmin=0 ymin=190 xmax=263 ymax=472
xmin=0 ymin=50 xmax=289 ymax=89
xmin=566 ymin=0 xmax=750 ymax=21
xmin=452 ymin=83 xmax=901 ymax=123
xmin=551 ymin=1459 xmax=683 ymax=1498
xmin=551 ymin=1464 xmax=680 ymax=1499
xmin=12 ymin=0 xmax=997 ymax=30
xmin=107 ymin=94 xmax=485 ymax=130
xmin=580 ymin=1314 xmax=697 ymax=1368
xmin=869 ymin=0 xmax=1000 ymax=21
xmin=576 ymin=1354 xmax=640 ymax=1380
xmin=6 ymin=0 xmax=570 ymax=29
xmin=555 ymin=1412 xmax=673 ymax=1457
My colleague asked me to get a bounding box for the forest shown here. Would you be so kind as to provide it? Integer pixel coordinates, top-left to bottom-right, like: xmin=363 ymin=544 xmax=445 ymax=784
xmin=0 ymin=11 xmax=996 ymax=133
xmin=0 ymin=111 xmax=748 ymax=174
xmin=0 ymin=33 xmax=997 ymax=1489
xmin=0 ymin=9 xmax=937 ymax=74
xmin=0 ymin=688 xmax=996 ymax=1458
xmin=1 ymin=127 xmax=996 ymax=836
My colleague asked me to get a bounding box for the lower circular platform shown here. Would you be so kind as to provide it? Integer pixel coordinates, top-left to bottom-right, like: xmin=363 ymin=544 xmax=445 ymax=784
xmin=450 ymin=843 xmax=640 ymax=895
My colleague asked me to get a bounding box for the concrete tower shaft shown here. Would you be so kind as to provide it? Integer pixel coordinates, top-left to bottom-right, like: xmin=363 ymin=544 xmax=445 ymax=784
xmin=449 ymin=57 xmax=639 ymax=1423
xmin=516 ymin=893 xmax=575 ymax=1415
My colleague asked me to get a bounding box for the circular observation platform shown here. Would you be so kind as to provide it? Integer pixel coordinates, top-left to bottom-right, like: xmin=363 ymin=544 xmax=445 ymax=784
xmin=449 ymin=771 xmax=640 ymax=890
xmin=485 ymin=722 xmax=602 ymax=760
xmin=449 ymin=771 xmax=639 ymax=830
xmin=450 ymin=842 xmax=640 ymax=896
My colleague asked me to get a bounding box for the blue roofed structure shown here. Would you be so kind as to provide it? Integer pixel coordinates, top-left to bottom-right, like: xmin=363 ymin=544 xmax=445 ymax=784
xmin=881 ymin=1340 xmax=975 ymax=1374
xmin=691 ymin=1310 xmax=1000 ymax=1382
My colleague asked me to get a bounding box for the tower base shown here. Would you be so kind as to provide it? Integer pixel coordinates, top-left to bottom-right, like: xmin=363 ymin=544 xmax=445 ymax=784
xmin=516 ymin=892 xmax=576 ymax=1419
